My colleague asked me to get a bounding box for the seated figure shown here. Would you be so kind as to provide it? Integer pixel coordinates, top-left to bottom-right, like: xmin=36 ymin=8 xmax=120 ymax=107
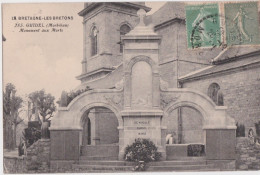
xmin=166 ymin=134 xmax=173 ymax=145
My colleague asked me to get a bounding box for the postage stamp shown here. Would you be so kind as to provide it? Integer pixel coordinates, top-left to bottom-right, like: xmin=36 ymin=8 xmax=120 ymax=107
xmin=224 ymin=1 xmax=260 ymax=46
xmin=185 ymin=3 xmax=221 ymax=49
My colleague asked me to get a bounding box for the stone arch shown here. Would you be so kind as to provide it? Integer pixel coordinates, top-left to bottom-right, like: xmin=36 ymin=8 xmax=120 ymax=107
xmin=163 ymin=101 xmax=205 ymax=144
xmin=80 ymin=103 xmax=120 ymax=145
xmin=163 ymin=101 xmax=208 ymax=125
xmin=126 ymin=55 xmax=158 ymax=73
xmin=51 ymin=90 xmax=123 ymax=130
xmin=124 ymin=55 xmax=160 ymax=108
xmin=208 ymin=83 xmax=224 ymax=106
xmin=161 ymin=88 xmax=235 ymax=128
xmin=118 ymin=21 xmax=133 ymax=30
xmin=89 ymin=23 xmax=99 ymax=37
xmin=78 ymin=102 xmax=122 ymax=128
xmin=88 ymin=24 xmax=99 ymax=56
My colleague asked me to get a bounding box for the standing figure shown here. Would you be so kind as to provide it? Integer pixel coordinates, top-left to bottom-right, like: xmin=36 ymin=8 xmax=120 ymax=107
xmin=232 ymin=6 xmax=253 ymax=41
xmin=192 ymin=7 xmax=212 ymax=43
xmin=248 ymin=128 xmax=255 ymax=144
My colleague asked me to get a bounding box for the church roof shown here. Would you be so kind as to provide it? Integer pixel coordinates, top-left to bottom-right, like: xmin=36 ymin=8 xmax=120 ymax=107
xmin=145 ymin=2 xmax=185 ymax=26
xmin=179 ymin=47 xmax=260 ymax=83
xmin=74 ymin=64 xmax=123 ymax=91
xmin=212 ymin=46 xmax=260 ymax=64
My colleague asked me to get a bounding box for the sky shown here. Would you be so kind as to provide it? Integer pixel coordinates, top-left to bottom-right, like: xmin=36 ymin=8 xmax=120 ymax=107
xmin=2 ymin=2 xmax=166 ymax=103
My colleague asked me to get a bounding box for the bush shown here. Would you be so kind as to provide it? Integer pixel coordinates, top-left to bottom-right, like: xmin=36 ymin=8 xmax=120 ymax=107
xmin=22 ymin=127 xmax=41 ymax=147
xmin=61 ymin=86 xmax=92 ymax=107
xmin=124 ymin=138 xmax=161 ymax=163
xmin=187 ymin=144 xmax=205 ymax=156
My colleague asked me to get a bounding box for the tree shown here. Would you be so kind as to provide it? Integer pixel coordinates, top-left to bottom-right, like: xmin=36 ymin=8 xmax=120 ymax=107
xmin=28 ymin=90 xmax=56 ymax=139
xmin=28 ymin=89 xmax=56 ymax=124
xmin=3 ymin=83 xmax=23 ymax=150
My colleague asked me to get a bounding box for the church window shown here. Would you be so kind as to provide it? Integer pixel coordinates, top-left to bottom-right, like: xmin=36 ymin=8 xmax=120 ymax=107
xmin=208 ymin=83 xmax=224 ymax=106
xmin=119 ymin=24 xmax=131 ymax=53
xmin=91 ymin=27 xmax=98 ymax=56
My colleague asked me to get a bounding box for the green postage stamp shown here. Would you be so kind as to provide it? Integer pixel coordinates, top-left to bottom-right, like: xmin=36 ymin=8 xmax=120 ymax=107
xmin=225 ymin=2 xmax=260 ymax=46
xmin=186 ymin=4 xmax=221 ymax=49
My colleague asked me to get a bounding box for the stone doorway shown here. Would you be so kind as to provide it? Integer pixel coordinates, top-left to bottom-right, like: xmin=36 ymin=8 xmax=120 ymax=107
xmin=163 ymin=106 xmax=205 ymax=160
xmin=80 ymin=107 xmax=119 ymax=159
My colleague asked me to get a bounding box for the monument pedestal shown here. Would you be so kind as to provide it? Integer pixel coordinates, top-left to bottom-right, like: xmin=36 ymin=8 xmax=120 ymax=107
xmin=205 ymin=128 xmax=236 ymax=160
xmin=50 ymin=128 xmax=81 ymax=160
xmin=121 ymin=110 xmax=166 ymax=160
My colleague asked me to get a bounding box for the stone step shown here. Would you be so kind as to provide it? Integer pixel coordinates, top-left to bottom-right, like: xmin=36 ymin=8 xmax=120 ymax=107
xmin=146 ymin=168 xmax=221 ymax=172
xmin=79 ymin=160 xmax=134 ymax=166
xmin=81 ymin=145 xmax=119 ymax=157
xmin=147 ymin=164 xmax=214 ymax=171
xmin=72 ymin=163 xmax=217 ymax=172
xmin=167 ymin=156 xmax=206 ymax=160
xmin=78 ymin=160 xmax=207 ymax=166
xmin=79 ymin=156 xmax=118 ymax=160
xmin=72 ymin=164 xmax=133 ymax=172
xmin=151 ymin=160 xmax=207 ymax=166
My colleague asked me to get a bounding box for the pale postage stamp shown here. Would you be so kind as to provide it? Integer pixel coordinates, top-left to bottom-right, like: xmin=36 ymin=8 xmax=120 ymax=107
xmin=224 ymin=1 xmax=260 ymax=46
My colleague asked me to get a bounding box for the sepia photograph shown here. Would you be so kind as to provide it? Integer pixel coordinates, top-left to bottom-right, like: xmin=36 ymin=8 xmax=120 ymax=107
xmin=2 ymin=0 xmax=260 ymax=173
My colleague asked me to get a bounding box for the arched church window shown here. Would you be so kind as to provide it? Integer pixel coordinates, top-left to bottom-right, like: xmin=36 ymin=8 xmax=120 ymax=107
xmin=119 ymin=24 xmax=131 ymax=53
xmin=91 ymin=27 xmax=98 ymax=56
xmin=207 ymin=83 xmax=224 ymax=106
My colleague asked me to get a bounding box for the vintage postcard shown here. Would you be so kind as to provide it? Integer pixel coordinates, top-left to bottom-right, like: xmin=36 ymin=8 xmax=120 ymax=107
xmin=2 ymin=0 xmax=260 ymax=174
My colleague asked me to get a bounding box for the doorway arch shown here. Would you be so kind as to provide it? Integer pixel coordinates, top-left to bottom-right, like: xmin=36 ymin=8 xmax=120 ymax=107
xmin=80 ymin=106 xmax=119 ymax=146
xmin=80 ymin=105 xmax=120 ymax=159
xmin=164 ymin=106 xmax=204 ymax=144
xmin=163 ymin=101 xmax=207 ymax=144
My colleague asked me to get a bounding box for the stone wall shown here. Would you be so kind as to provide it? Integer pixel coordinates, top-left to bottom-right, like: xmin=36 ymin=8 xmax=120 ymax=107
xmin=26 ymin=139 xmax=50 ymax=173
xmin=3 ymin=139 xmax=50 ymax=173
xmin=236 ymin=137 xmax=260 ymax=170
xmin=156 ymin=20 xmax=221 ymax=89
xmin=182 ymin=65 xmax=260 ymax=130
xmin=3 ymin=156 xmax=26 ymax=173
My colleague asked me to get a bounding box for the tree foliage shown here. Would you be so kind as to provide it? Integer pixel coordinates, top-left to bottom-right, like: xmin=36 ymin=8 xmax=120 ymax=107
xmin=3 ymin=83 xmax=23 ymax=150
xmin=28 ymin=89 xmax=56 ymax=123
xmin=3 ymin=83 xmax=23 ymax=117
xmin=124 ymin=138 xmax=161 ymax=163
